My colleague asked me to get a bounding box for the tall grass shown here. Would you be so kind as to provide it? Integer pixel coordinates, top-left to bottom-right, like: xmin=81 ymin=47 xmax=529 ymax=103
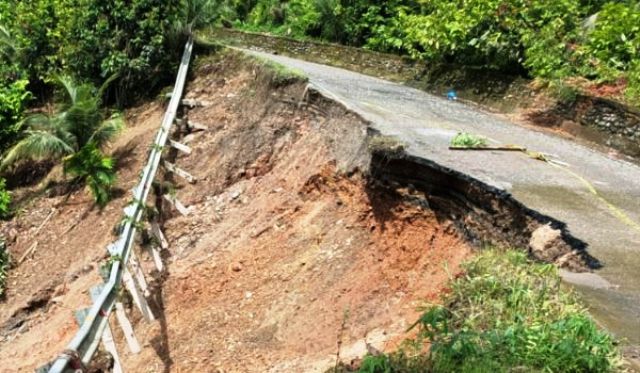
xmin=354 ymin=250 xmax=622 ymax=373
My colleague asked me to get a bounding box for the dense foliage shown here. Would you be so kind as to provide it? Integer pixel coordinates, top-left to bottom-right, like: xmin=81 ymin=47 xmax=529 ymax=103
xmin=222 ymin=0 xmax=640 ymax=104
xmin=0 ymin=0 xmax=210 ymax=154
xmin=0 ymin=76 xmax=123 ymax=205
xmin=349 ymin=250 xmax=621 ymax=372
xmin=0 ymin=0 xmax=214 ymax=206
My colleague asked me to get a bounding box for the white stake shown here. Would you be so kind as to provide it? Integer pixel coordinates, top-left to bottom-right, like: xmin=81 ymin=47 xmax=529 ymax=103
xmin=128 ymin=250 xmax=150 ymax=297
xmin=187 ymin=121 xmax=208 ymax=132
xmin=169 ymin=139 xmax=192 ymax=155
xmin=150 ymin=221 xmax=169 ymax=250
xmin=114 ymin=302 xmax=141 ymax=354
xmin=163 ymin=194 xmax=190 ymax=216
xmin=122 ymin=268 xmax=155 ymax=321
xmin=101 ymin=324 xmax=124 ymax=373
xmin=163 ymin=161 xmax=196 ymax=183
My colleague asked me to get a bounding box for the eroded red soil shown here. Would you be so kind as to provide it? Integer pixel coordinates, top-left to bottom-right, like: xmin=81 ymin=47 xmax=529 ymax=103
xmin=0 ymin=51 xmax=472 ymax=372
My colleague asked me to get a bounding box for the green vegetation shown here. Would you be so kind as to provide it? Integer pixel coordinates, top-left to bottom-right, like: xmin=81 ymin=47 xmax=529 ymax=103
xmin=347 ymin=250 xmax=621 ymax=372
xmin=0 ymin=0 xmax=217 ymax=206
xmin=450 ymin=132 xmax=488 ymax=148
xmin=1 ymin=76 xmax=123 ymax=205
xmin=212 ymin=0 xmax=640 ymax=105
xmin=0 ymin=178 xmax=10 ymax=219
xmin=256 ymin=57 xmax=308 ymax=85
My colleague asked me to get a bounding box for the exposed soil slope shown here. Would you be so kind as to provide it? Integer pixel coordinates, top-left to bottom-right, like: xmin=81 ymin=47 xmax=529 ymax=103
xmin=122 ymin=53 xmax=472 ymax=372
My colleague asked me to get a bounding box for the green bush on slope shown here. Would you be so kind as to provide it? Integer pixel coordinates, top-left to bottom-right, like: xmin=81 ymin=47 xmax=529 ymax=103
xmin=354 ymin=250 xmax=621 ymax=373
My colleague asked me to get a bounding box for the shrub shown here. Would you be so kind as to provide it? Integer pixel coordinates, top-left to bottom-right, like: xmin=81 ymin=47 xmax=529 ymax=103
xmin=63 ymin=143 xmax=116 ymax=207
xmin=0 ymin=77 xmax=31 ymax=153
xmin=581 ymin=2 xmax=640 ymax=81
xmin=0 ymin=178 xmax=10 ymax=219
xmin=402 ymin=250 xmax=621 ymax=372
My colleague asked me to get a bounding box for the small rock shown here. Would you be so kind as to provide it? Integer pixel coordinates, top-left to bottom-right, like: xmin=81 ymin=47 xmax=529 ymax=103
xmin=6 ymin=228 xmax=18 ymax=243
xmin=230 ymin=262 xmax=243 ymax=272
xmin=529 ymin=224 xmax=565 ymax=262
xmin=245 ymin=291 xmax=253 ymax=299
xmin=51 ymin=296 xmax=64 ymax=304
xmin=230 ymin=190 xmax=242 ymax=201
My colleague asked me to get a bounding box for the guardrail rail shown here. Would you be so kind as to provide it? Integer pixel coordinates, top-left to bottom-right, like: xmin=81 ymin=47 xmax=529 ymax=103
xmin=39 ymin=36 xmax=195 ymax=373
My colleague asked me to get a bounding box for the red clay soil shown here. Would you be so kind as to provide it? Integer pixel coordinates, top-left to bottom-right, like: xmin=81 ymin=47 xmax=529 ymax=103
xmin=0 ymin=51 xmax=472 ymax=372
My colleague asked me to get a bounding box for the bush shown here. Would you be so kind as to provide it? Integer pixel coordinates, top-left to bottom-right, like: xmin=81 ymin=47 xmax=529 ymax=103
xmin=0 ymin=77 xmax=31 ymax=153
xmin=580 ymin=2 xmax=640 ymax=81
xmin=230 ymin=1 xmax=640 ymax=104
xmin=351 ymin=250 xmax=621 ymax=372
xmin=63 ymin=143 xmax=116 ymax=208
xmin=0 ymin=178 xmax=10 ymax=219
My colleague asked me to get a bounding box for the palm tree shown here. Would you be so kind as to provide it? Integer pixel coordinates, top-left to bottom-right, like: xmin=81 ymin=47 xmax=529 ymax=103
xmin=1 ymin=76 xmax=124 ymax=206
xmin=1 ymin=76 xmax=123 ymax=169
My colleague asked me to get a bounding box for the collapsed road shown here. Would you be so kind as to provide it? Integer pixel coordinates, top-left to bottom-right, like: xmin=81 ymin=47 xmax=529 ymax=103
xmin=246 ymin=49 xmax=640 ymax=345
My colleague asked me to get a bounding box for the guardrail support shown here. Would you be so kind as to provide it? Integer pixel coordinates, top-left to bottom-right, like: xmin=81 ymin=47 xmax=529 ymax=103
xmin=169 ymin=139 xmax=192 ymax=155
xmin=122 ymin=268 xmax=155 ymax=322
xmin=163 ymin=161 xmax=196 ymax=184
xmin=88 ymin=287 xmax=124 ymax=373
xmin=46 ymin=36 xmax=194 ymax=373
xmin=150 ymin=221 xmax=169 ymax=250
xmin=187 ymin=121 xmax=208 ymax=132
xmin=114 ymin=302 xmax=141 ymax=354
xmin=163 ymin=194 xmax=190 ymax=216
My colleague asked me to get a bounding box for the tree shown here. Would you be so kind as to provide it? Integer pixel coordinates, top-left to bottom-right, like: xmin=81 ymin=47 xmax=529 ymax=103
xmin=1 ymin=76 xmax=124 ymax=206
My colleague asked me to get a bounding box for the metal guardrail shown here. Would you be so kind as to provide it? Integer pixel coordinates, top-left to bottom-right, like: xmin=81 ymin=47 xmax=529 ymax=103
xmin=45 ymin=36 xmax=194 ymax=373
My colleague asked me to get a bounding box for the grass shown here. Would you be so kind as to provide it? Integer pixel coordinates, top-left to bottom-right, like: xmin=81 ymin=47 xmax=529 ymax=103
xmin=348 ymin=250 xmax=622 ymax=373
xmin=250 ymin=55 xmax=308 ymax=86
xmin=450 ymin=132 xmax=488 ymax=148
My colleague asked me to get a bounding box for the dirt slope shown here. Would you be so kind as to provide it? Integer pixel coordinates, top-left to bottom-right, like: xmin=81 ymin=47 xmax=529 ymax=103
xmin=0 ymin=51 xmax=472 ymax=372
xmin=120 ymin=52 xmax=471 ymax=372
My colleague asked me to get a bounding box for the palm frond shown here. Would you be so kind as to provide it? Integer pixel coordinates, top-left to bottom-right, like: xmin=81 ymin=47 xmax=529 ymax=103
xmin=88 ymin=114 xmax=125 ymax=148
xmin=97 ymin=72 xmax=121 ymax=102
xmin=18 ymin=113 xmax=53 ymax=131
xmin=56 ymin=75 xmax=79 ymax=106
xmin=0 ymin=25 xmax=16 ymax=60
xmin=1 ymin=131 xmax=75 ymax=170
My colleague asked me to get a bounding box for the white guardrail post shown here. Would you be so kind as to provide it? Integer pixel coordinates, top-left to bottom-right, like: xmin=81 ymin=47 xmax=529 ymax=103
xmin=42 ymin=36 xmax=194 ymax=373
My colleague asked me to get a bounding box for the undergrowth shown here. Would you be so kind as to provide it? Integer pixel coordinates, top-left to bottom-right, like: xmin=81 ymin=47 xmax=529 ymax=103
xmin=348 ymin=250 xmax=622 ymax=373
